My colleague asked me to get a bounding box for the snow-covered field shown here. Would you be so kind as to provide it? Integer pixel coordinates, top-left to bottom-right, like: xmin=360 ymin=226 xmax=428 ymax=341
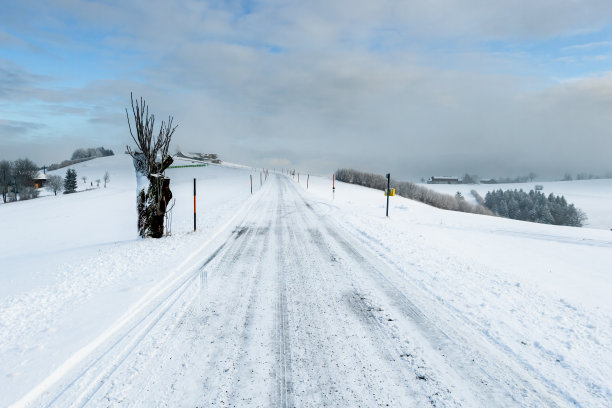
xmin=1 ymin=156 xmax=610 ymax=407
xmin=423 ymin=179 xmax=612 ymax=230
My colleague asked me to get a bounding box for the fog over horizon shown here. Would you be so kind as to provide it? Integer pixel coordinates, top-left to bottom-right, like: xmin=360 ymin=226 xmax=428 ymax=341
xmin=2 ymin=1 xmax=612 ymax=182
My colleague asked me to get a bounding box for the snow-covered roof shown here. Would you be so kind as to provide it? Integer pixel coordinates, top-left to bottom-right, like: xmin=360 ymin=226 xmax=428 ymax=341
xmin=34 ymin=171 xmax=47 ymax=180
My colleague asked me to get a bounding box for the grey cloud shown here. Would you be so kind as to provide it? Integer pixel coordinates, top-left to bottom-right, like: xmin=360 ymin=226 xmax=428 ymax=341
xmin=121 ymin=43 xmax=612 ymax=179
xmin=0 ymin=119 xmax=45 ymax=136
xmin=3 ymin=1 xmax=612 ymax=179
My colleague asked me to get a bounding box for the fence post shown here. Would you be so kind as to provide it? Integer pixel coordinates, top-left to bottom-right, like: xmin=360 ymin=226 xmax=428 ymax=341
xmin=386 ymin=173 xmax=390 ymax=217
xmin=333 ymin=174 xmax=335 ymax=199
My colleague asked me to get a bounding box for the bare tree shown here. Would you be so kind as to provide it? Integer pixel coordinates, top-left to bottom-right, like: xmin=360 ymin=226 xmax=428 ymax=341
xmin=126 ymin=93 xmax=177 ymax=238
xmin=103 ymin=171 xmax=110 ymax=188
xmin=46 ymin=175 xmax=64 ymax=196
xmin=0 ymin=160 xmax=12 ymax=203
xmin=96 ymin=179 xmax=100 ymax=187
xmin=82 ymin=176 xmax=87 ymax=184
xmin=13 ymin=158 xmax=38 ymax=190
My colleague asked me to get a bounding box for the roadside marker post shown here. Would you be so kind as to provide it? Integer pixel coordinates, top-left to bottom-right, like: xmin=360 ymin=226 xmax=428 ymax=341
xmin=250 ymin=175 xmax=253 ymax=194
xmin=307 ymin=174 xmax=309 ymax=189
xmin=193 ymin=178 xmax=196 ymax=231
xmin=333 ymin=174 xmax=335 ymax=199
xmin=386 ymin=173 xmax=390 ymax=217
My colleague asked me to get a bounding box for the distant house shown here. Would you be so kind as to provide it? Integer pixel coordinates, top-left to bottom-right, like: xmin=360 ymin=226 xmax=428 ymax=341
xmin=33 ymin=171 xmax=47 ymax=189
xmin=427 ymin=176 xmax=461 ymax=184
xmin=480 ymin=179 xmax=498 ymax=184
xmin=175 ymin=151 xmax=222 ymax=164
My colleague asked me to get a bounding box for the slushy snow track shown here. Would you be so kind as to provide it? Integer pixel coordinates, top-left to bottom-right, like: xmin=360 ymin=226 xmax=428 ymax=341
xmin=23 ymin=174 xmax=574 ymax=407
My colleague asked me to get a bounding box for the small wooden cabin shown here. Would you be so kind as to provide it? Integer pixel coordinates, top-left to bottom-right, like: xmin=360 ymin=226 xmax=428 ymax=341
xmin=33 ymin=171 xmax=47 ymax=189
xmin=427 ymin=176 xmax=461 ymax=184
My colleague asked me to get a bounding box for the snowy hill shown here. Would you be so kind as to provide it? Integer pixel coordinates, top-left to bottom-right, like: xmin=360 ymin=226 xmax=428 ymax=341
xmin=1 ymin=156 xmax=611 ymax=407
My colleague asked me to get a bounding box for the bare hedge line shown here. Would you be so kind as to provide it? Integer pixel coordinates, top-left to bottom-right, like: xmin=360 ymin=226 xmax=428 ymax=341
xmin=335 ymin=168 xmax=494 ymax=216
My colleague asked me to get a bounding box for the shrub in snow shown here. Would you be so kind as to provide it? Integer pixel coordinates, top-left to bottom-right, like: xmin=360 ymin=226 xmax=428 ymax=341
xmin=18 ymin=186 xmax=39 ymax=200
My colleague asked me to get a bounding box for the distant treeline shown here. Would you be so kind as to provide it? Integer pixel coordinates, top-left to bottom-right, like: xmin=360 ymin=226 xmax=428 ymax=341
xmin=71 ymin=147 xmax=114 ymax=160
xmin=425 ymin=173 xmax=537 ymax=184
xmin=48 ymin=147 xmax=114 ymax=171
xmin=424 ymin=171 xmax=612 ymax=184
xmin=335 ymin=168 xmax=493 ymax=216
xmin=168 ymin=164 xmax=207 ymax=169
xmin=561 ymin=172 xmax=612 ymax=181
xmin=484 ymin=189 xmax=587 ymax=227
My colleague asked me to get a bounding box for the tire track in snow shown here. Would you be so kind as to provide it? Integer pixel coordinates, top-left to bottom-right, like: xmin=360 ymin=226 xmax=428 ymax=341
xmin=303 ymin=222 xmax=453 ymax=407
xmin=290 ymin=182 xmax=565 ymax=407
xmin=280 ymin=176 xmax=416 ymax=407
xmin=197 ymin=223 xmax=272 ymax=405
xmin=223 ymin=221 xmax=273 ymax=407
xmin=294 ymin=199 xmax=441 ymax=405
xmin=345 ymin=291 xmax=455 ymax=407
xmin=44 ymin=220 xmax=254 ymax=408
xmin=275 ymin=288 xmax=294 ymax=408
xmin=325 ymin=221 xmax=565 ymax=407
xmin=273 ymin=184 xmax=295 ymax=408
xmin=14 ymin=180 xmax=266 ymax=408
xmin=86 ymin=176 xmax=279 ymax=407
xmin=343 ymin=222 xmax=594 ymax=406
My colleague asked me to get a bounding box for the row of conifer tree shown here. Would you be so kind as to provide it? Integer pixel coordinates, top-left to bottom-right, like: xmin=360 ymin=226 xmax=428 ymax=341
xmin=484 ymin=189 xmax=587 ymax=227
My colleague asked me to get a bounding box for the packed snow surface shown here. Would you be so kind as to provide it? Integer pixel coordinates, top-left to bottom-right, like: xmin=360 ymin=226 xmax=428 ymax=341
xmin=0 ymin=155 xmax=611 ymax=407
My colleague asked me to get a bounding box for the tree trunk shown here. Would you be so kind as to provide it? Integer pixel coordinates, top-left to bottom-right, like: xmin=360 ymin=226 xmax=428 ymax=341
xmin=132 ymin=155 xmax=173 ymax=238
xmin=126 ymin=92 xmax=177 ymax=238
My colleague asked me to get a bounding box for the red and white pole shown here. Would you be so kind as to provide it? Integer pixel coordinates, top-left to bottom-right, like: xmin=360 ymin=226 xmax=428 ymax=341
xmin=333 ymin=174 xmax=335 ymax=199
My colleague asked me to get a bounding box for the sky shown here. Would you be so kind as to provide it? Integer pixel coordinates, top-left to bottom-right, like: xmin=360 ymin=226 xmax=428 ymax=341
xmin=1 ymin=0 xmax=612 ymax=180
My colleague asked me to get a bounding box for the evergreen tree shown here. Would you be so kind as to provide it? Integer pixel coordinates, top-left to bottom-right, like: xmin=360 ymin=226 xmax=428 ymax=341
xmin=483 ymin=188 xmax=586 ymax=226
xmin=63 ymin=168 xmax=77 ymax=194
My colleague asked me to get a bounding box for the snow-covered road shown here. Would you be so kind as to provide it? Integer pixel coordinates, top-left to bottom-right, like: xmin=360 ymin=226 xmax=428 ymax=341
xmin=22 ymin=173 xmax=585 ymax=407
